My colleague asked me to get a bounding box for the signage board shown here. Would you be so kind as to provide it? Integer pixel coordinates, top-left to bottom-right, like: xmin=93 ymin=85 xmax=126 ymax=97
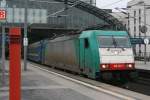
xmin=0 ymin=9 xmax=6 ymax=20
xmin=130 ymin=38 xmax=144 ymax=44
xmin=23 ymin=38 xmax=28 ymax=46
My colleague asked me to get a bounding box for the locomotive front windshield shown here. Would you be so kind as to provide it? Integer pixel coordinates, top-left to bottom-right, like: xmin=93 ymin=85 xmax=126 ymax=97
xmin=97 ymin=36 xmax=131 ymax=48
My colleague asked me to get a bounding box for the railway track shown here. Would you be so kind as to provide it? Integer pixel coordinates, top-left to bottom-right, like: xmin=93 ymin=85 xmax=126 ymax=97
xmin=120 ymin=70 xmax=150 ymax=96
xmin=121 ymin=80 xmax=150 ymax=96
xmin=135 ymin=77 xmax=150 ymax=86
xmin=137 ymin=69 xmax=150 ymax=79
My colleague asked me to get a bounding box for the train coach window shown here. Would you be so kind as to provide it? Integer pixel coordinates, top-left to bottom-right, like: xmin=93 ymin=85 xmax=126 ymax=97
xmin=84 ymin=38 xmax=89 ymax=48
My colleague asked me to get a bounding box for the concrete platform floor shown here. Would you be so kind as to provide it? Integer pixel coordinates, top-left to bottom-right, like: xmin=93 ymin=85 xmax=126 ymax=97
xmin=135 ymin=61 xmax=150 ymax=70
xmin=0 ymin=62 xmax=129 ymax=100
xmin=0 ymin=61 xmax=150 ymax=100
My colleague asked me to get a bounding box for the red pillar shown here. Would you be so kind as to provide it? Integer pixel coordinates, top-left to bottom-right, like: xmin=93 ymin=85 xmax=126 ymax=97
xmin=9 ymin=27 xmax=21 ymax=100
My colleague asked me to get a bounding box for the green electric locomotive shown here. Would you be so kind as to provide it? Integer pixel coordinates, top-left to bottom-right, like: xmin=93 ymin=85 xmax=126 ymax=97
xmin=28 ymin=30 xmax=137 ymax=80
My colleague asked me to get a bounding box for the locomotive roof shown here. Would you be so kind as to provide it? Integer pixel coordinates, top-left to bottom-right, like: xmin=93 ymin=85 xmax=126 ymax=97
xmin=79 ymin=30 xmax=128 ymax=38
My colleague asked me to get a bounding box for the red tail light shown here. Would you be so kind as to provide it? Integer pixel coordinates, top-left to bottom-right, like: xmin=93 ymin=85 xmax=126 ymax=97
xmin=100 ymin=63 xmax=135 ymax=71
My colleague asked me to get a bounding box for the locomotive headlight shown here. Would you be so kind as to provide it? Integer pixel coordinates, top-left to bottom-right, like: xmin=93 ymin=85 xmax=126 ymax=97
xmin=114 ymin=51 xmax=118 ymax=55
xmin=101 ymin=64 xmax=109 ymax=69
xmin=126 ymin=64 xmax=134 ymax=68
xmin=128 ymin=64 xmax=132 ymax=68
xmin=102 ymin=65 xmax=106 ymax=69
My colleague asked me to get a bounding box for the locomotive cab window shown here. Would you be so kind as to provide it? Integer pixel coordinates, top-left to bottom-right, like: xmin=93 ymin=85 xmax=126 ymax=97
xmin=97 ymin=36 xmax=131 ymax=48
xmin=84 ymin=38 xmax=89 ymax=48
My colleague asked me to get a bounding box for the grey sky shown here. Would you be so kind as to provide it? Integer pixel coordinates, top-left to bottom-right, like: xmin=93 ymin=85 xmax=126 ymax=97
xmin=96 ymin=0 xmax=132 ymax=9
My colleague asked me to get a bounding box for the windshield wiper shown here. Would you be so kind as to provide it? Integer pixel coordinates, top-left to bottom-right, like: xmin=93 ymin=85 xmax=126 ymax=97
xmin=107 ymin=48 xmax=110 ymax=51
xmin=120 ymin=47 xmax=125 ymax=51
xmin=112 ymin=36 xmax=117 ymax=48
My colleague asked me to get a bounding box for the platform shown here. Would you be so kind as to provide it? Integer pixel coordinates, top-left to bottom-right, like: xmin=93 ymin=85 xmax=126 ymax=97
xmin=135 ymin=61 xmax=150 ymax=70
xmin=0 ymin=61 xmax=149 ymax=100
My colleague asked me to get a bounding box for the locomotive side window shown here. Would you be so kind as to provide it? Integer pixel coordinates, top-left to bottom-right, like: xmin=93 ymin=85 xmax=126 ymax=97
xmin=84 ymin=38 xmax=89 ymax=48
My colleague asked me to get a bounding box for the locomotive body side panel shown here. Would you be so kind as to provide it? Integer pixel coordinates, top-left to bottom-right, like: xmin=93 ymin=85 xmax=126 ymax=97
xmin=44 ymin=36 xmax=80 ymax=73
xmin=79 ymin=31 xmax=100 ymax=79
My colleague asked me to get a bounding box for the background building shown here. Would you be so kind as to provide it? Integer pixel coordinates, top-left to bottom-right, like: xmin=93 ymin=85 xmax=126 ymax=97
xmin=127 ymin=0 xmax=150 ymax=57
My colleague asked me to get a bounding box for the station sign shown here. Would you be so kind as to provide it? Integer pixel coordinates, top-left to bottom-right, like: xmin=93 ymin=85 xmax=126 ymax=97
xmin=23 ymin=38 xmax=28 ymax=46
xmin=0 ymin=9 xmax=6 ymax=20
xmin=130 ymin=38 xmax=150 ymax=45
xmin=130 ymin=38 xmax=144 ymax=45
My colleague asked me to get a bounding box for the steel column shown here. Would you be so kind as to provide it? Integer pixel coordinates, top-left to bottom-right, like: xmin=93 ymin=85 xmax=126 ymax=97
xmin=24 ymin=0 xmax=28 ymax=71
xmin=1 ymin=24 xmax=6 ymax=85
xmin=144 ymin=4 xmax=147 ymax=64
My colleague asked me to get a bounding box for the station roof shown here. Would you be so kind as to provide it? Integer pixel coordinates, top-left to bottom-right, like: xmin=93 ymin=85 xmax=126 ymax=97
xmin=2 ymin=0 xmax=126 ymax=43
xmin=79 ymin=30 xmax=128 ymax=38
xmin=29 ymin=0 xmax=126 ymax=43
xmin=55 ymin=0 xmax=125 ymax=30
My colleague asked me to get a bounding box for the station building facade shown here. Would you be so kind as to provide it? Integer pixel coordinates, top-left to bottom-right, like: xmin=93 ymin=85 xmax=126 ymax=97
xmin=127 ymin=0 xmax=150 ymax=57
